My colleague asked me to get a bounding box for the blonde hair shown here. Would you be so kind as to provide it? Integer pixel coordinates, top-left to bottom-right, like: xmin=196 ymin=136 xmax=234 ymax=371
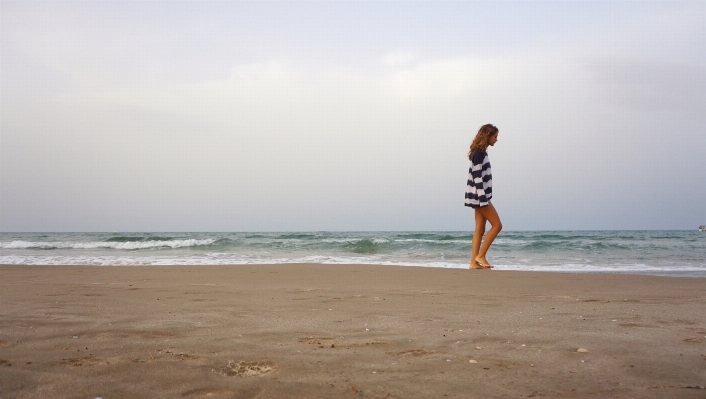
xmin=468 ymin=124 xmax=498 ymax=160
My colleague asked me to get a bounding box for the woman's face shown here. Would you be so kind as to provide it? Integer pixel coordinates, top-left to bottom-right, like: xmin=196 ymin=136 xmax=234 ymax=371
xmin=488 ymin=132 xmax=499 ymax=146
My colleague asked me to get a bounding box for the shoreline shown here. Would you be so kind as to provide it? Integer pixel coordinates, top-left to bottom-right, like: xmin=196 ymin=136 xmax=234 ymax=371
xmin=1 ymin=263 xmax=705 ymax=279
xmin=1 ymin=264 xmax=705 ymax=398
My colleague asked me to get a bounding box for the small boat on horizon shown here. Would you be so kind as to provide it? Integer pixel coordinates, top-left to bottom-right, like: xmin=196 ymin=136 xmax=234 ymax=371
xmin=700 ymin=225 xmax=706 ymax=231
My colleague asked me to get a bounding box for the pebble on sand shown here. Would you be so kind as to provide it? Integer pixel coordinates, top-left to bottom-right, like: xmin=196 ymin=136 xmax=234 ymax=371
xmin=469 ymin=360 xmax=478 ymax=363
xmin=577 ymin=348 xmax=589 ymax=353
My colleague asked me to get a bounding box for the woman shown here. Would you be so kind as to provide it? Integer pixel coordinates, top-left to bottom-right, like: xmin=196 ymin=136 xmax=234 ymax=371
xmin=465 ymin=124 xmax=502 ymax=269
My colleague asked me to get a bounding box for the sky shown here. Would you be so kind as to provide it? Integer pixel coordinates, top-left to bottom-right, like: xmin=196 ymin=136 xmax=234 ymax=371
xmin=1 ymin=1 xmax=705 ymax=232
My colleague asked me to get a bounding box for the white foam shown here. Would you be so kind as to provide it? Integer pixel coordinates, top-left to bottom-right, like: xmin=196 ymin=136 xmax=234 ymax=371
xmin=0 ymin=239 xmax=215 ymax=250
xmin=393 ymin=239 xmax=469 ymax=244
xmin=495 ymin=263 xmax=706 ymax=274
xmin=317 ymin=238 xmax=391 ymax=244
xmin=0 ymin=254 xmax=464 ymax=268
xmin=1 ymin=255 xmax=703 ymax=277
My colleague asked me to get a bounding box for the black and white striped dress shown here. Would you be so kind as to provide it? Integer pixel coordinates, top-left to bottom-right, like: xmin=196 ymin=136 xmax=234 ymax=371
xmin=464 ymin=149 xmax=492 ymax=208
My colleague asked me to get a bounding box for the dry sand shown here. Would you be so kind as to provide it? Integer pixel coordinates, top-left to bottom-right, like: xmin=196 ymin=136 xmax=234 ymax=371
xmin=1 ymin=264 xmax=705 ymax=398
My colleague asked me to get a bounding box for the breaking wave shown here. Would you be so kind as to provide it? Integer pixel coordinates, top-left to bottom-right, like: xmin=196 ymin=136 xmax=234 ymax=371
xmin=0 ymin=239 xmax=216 ymax=250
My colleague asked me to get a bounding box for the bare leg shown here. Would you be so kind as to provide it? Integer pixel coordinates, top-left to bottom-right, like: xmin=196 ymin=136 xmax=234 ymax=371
xmin=470 ymin=209 xmax=487 ymax=269
xmin=474 ymin=203 xmax=502 ymax=268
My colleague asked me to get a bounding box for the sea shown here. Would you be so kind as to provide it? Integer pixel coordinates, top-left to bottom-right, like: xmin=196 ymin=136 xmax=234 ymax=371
xmin=1 ymin=231 xmax=704 ymax=277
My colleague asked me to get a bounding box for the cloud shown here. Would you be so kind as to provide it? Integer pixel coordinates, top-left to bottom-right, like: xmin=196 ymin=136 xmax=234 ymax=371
xmin=2 ymin=1 xmax=704 ymax=230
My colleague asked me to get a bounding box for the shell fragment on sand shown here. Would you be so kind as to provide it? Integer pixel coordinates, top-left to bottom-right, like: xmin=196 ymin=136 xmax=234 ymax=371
xmin=577 ymin=348 xmax=589 ymax=353
xmin=469 ymin=359 xmax=478 ymax=363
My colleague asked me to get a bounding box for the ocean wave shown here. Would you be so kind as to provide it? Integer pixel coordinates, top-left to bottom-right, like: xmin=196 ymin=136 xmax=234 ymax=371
xmin=0 ymin=239 xmax=216 ymax=250
xmin=392 ymin=232 xmax=454 ymax=241
xmin=348 ymin=239 xmax=383 ymax=254
xmin=317 ymin=237 xmax=391 ymax=245
xmin=106 ymin=235 xmax=175 ymax=242
xmin=2 ymin=231 xmax=704 ymax=277
xmin=438 ymin=234 xmax=469 ymax=241
xmin=519 ymin=233 xmax=579 ymax=240
xmin=277 ymin=233 xmax=319 ymax=239
xmin=393 ymin=232 xmax=476 ymax=241
xmin=515 ymin=241 xmax=632 ymax=251
xmin=393 ymin=238 xmax=469 ymax=245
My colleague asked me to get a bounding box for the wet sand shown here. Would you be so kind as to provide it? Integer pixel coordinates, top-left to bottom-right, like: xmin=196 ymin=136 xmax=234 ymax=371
xmin=1 ymin=264 xmax=705 ymax=398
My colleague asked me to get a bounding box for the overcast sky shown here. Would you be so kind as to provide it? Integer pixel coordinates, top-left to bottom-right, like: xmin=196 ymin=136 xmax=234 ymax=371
xmin=1 ymin=1 xmax=705 ymax=232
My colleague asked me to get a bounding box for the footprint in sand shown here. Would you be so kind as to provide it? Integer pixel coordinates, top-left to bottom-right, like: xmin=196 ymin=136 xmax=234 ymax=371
xmin=181 ymin=386 xmax=262 ymax=399
xmin=59 ymin=357 xmax=103 ymax=366
xmin=215 ymin=361 xmax=277 ymax=377
xmin=298 ymin=337 xmax=335 ymax=345
xmin=385 ymin=349 xmax=437 ymax=358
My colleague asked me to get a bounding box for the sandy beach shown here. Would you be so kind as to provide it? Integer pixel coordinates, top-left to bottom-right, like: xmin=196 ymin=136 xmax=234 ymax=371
xmin=1 ymin=264 xmax=705 ymax=398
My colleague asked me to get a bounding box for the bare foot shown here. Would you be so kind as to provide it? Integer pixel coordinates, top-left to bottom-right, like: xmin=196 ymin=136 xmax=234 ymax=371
xmin=474 ymin=257 xmax=494 ymax=269
xmin=469 ymin=261 xmax=489 ymax=270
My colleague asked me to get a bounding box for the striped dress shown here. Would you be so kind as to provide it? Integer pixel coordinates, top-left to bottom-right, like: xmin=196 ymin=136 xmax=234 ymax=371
xmin=464 ymin=149 xmax=492 ymax=208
